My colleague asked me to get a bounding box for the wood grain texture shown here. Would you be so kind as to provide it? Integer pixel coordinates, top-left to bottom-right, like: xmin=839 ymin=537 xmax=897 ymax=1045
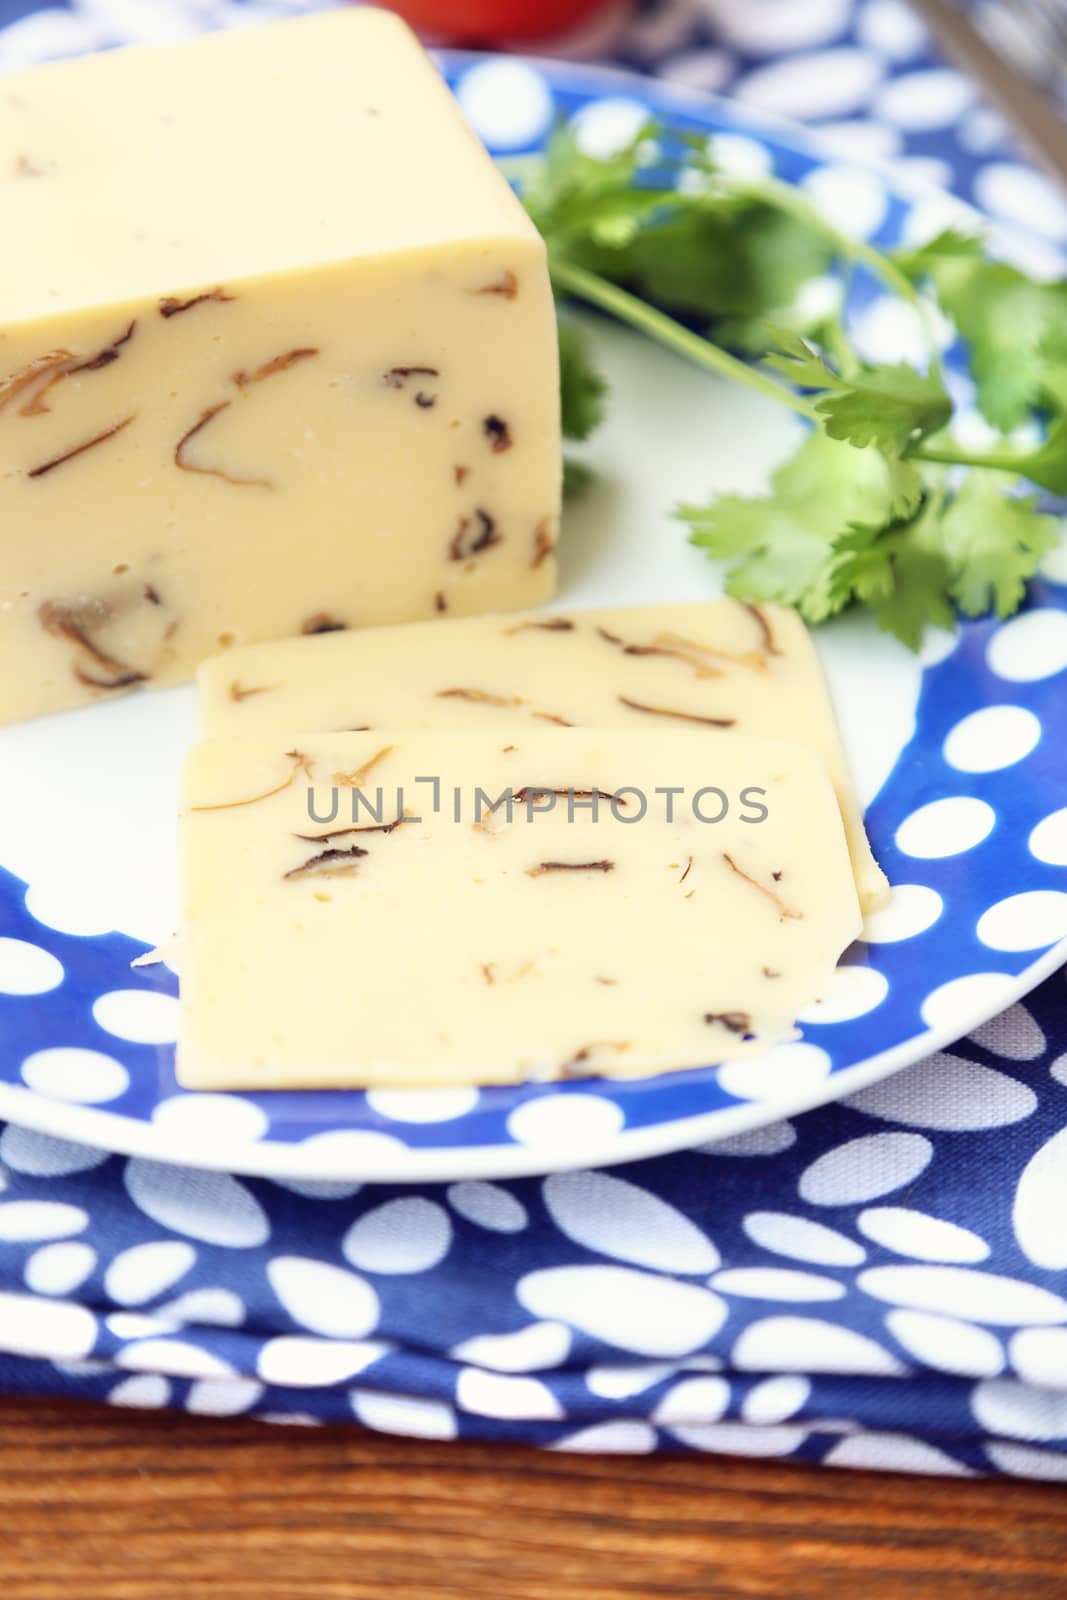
xmin=0 ymin=1398 xmax=1065 ymax=1599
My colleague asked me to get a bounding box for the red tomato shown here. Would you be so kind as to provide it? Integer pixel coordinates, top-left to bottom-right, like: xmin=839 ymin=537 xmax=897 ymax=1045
xmin=379 ymin=0 xmax=608 ymax=43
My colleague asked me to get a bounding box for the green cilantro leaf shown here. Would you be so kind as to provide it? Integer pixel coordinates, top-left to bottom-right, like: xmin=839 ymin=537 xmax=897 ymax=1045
xmin=938 ymin=473 xmax=1061 ymax=617
xmin=816 ymin=363 xmax=952 ymax=455
xmin=830 ymin=502 xmax=957 ymax=651
xmin=520 ymin=133 xmax=1067 ymax=646
xmin=678 ymin=431 xmax=899 ymax=623
xmin=558 ymin=320 xmax=606 ymax=442
xmin=898 ymin=229 xmax=1067 ymax=431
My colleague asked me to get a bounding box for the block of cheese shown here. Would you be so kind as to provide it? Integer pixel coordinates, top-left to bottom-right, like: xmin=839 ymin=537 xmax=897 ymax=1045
xmin=0 ymin=9 xmax=560 ymax=724
xmin=177 ymin=729 xmax=862 ymax=1090
xmin=198 ymin=598 xmax=887 ymax=912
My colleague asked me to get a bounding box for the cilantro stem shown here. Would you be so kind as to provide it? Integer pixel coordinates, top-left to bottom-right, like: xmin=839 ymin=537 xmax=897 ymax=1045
xmin=549 ymin=257 xmax=817 ymax=419
xmin=912 ymin=442 xmax=1026 ymax=470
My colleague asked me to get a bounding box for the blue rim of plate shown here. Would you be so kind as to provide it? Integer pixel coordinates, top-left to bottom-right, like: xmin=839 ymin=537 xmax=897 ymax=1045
xmin=0 ymin=52 xmax=1065 ymax=1182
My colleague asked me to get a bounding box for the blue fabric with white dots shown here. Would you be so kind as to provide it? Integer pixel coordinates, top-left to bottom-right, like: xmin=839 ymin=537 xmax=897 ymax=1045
xmin=1 ymin=0 xmax=1067 ymax=1476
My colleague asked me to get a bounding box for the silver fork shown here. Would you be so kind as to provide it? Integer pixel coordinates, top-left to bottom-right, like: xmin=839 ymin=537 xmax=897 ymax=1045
xmin=912 ymin=0 xmax=1067 ymax=182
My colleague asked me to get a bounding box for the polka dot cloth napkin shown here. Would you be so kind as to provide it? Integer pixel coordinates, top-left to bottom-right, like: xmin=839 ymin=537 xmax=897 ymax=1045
xmin=2 ymin=0 xmax=1067 ymax=1479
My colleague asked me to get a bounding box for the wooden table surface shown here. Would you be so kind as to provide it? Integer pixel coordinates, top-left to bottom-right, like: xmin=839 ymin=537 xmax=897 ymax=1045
xmin=1 ymin=1396 xmax=1064 ymax=1599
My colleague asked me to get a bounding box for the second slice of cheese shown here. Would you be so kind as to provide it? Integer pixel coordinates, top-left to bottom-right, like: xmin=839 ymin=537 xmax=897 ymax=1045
xmin=177 ymin=729 xmax=862 ymax=1091
xmin=198 ymin=599 xmax=887 ymax=912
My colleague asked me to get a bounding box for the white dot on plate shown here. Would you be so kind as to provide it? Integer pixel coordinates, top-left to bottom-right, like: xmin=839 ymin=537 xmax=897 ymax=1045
xmin=874 ymin=67 xmax=975 ymax=131
xmin=895 ymin=796 xmax=995 ymax=858
xmin=93 ymin=989 xmax=178 ymax=1044
xmin=850 ymin=298 xmax=919 ymax=364
xmin=974 ymin=163 xmax=1067 ymax=242
xmin=861 ymin=884 xmax=943 ymax=944
xmin=0 ymin=937 xmax=63 ymax=996
xmin=901 ymin=189 xmax=981 ymax=248
xmin=918 ymin=625 xmax=959 ymax=667
xmin=700 ymin=0 xmax=851 ymax=52
xmin=857 ymin=0 xmax=929 ymax=59
xmin=24 ymin=1242 xmax=96 ymax=1297
xmin=988 ymin=609 xmax=1067 ymax=682
xmin=365 ymin=1087 xmax=478 ymax=1123
xmin=920 ymin=972 xmax=1017 ymax=1033
xmin=809 ymin=120 xmax=901 ymax=163
xmin=22 ymin=883 xmax=114 ymax=938
xmin=152 ymin=1093 xmax=268 ymax=1147
xmin=1039 ymin=537 xmax=1067 ymax=584
xmin=718 ymin=1043 xmax=832 ymax=1102
xmin=293 ymin=1130 xmax=408 ymax=1177
xmin=455 ymin=59 xmax=553 ymax=151
xmin=708 ymin=131 xmax=773 ymax=178
xmin=977 ymin=891 xmax=1067 ymax=953
xmin=1030 ymin=808 xmax=1067 ymax=867
xmin=737 ymin=48 xmax=883 ymax=121
xmin=801 ymin=163 xmax=888 ymax=240
xmin=21 ymin=1046 xmax=129 ymax=1105
xmin=797 ymin=965 xmax=888 ymax=1024
xmin=943 ymin=705 xmax=1041 ymax=773
xmin=507 ymin=1093 xmax=624 ymax=1149
xmin=570 ymin=97 xmax=650 ymax=159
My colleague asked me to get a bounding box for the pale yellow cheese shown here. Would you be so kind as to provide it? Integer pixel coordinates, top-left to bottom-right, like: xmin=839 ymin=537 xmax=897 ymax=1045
xmin=0 ymin=10 xmax=560 ymax=723
xmin=177 ymin=729 xmax=862 ymax=1090
xmin=198 ymin=599 xmax=888 ymax=913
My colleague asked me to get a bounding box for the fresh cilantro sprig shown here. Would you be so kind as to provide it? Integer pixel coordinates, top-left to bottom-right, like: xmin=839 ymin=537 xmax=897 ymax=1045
xmin=519 ymin=123 xmax=1065 ymax=648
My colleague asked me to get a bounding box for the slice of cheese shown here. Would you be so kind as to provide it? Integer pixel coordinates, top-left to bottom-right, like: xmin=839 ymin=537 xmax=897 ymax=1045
xmin=177 ymin=729 xmax=862 ymax=1090
xmin=198 ymin=598 xmax=888 ymax=912
xmin=0 ymin=10 xmax=560 ymax=724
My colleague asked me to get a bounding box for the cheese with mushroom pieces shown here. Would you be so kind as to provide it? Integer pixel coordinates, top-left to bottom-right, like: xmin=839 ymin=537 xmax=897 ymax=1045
xmin=177 ymin=729 xmax=862 ymax=1091
xmin=198 ymin=598 xmax=887 ymax=913
xmin=0 ymin=8 xmax=559 ymax=724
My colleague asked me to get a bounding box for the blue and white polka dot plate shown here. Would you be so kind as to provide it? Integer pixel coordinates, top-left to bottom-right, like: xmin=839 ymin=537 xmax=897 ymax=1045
xmin=0 ymin=54 xmax=1065 ymax=1183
